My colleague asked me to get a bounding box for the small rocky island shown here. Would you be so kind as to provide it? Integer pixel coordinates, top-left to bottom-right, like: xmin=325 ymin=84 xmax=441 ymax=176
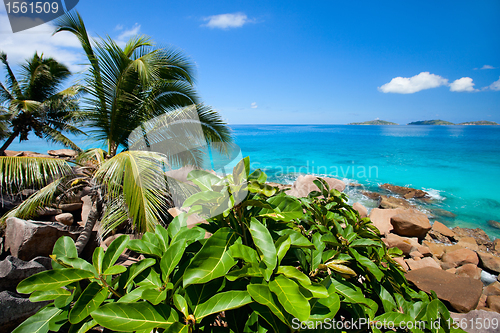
xmin=348 ymin=119 xmax=399 ymax=125
xmin=458 ymin=120 xmax=499 ymax=125
xmin=408 ymin=119 xmax=454 ymax=125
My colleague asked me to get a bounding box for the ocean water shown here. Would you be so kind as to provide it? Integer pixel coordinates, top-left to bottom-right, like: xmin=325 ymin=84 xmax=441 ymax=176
xmin=8 ymin=125 xmax=500 ymax=238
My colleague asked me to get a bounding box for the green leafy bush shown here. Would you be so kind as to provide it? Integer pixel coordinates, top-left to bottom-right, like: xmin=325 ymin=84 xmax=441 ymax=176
xmin=14 ymin=158 xmax=465 ymax=333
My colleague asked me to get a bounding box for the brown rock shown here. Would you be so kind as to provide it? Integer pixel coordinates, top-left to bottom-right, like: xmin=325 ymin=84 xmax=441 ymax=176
xmin=453 ymin=227 xmax=491 ymax=245
xmin=384 ymin=233 xmax=420 ymax=255
xmin=417 ymin=245 xmax=432 ymax=257
xmin=380 ymin=183 xmax=428 ymax=198
xmin=457 ymin=237 xmax=480 ymax=252
xmin=378 ymin=195 xmax=413 ymax=209
xmin=450 ymin=310 xmax=500 ymax=333
xmin=55 ymin=213 xmax=74 ymax=226
xmin=368 ymin=208 xmax=406 ymax=236
xmin=361 ymin=191 xmax=381 ymax=200
xmin=487 ymin=220 xmax=500 ymax=230
xmin=446 ymin=268 xmax=457 ymax=274
xmin=3 ymin=150 xmax=23 ymax=157
xmin=35 ymin=207 xmax=62 ymax=217
xmin=4 ymin=218 xmax=81 ymax=261
xmin=441 ymin=262 xmax=458 ymax=270
xmin=494 ymin=239 xmax=500 ymax=253
xmin=431 ymin=221 xmax=456 ymax=238
xmin=441 ymin=248 xmax=479 ymax=268
xmin=477 ymin=252 xmax=500 ymax=274
xmin=352 ymin=202 xmax=368 ymax=218
xmin=410 ymin=251 xmax=424 ymax=259
xmin=406 ymin=267 xmax=483 ymax=312
xmin=444 ymin=244 xmax=465 ymax=253
xmin=393 ymin=257 xmax=408 ymax=272
xmin=405 ymin=257 xmax=441 ymax=270
xmin=390 ymin=210 xmax=432 ymax=238
xmin=47 ymin=149 xmax=78 ymax=158
xmin=455 ymin=264 xmax=482 ymax=280
xmin=81 ymin=195 xmax=92 ymax=223
xmin=483 ymin=282 xmax=500 ymax=296
xmin=431 ymin=208 xmax=457 ymax=218
xmin=423 ymin=241 xmax=446 ymax=259
xmin=486 ymin=296 xmax=500 ymax=313
xmin=286 ymin=175 xmax=345 ymax=197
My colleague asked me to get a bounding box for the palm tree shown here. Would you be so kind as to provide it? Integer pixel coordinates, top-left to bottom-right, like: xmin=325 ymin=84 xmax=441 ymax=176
xmin=1 ymin=12 xmax=233 ymax=254
xmin=0 ymin=52 xmax=83 ymax=155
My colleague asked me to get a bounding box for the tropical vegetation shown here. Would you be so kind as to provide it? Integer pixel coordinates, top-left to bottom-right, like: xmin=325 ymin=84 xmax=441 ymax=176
xmin=0 ymin=52 xmax=83 ymax=155
xmin=0 ymin=11 xmax=232 ymax=251
xmin=12 ymin=160 xmax=465 ymax=332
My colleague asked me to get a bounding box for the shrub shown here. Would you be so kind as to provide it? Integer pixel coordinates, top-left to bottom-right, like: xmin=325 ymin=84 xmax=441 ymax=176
xmin=13 ymin=158 xmax=465 ymax=332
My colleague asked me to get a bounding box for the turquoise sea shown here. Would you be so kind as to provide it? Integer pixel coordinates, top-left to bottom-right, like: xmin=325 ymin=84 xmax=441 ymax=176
xmin=9 ymin=125 xmax=500 ymax=238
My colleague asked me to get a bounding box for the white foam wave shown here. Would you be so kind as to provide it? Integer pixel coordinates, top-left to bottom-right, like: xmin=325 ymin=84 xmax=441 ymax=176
xmin=422 ymin=187 xmax=445 ymax=201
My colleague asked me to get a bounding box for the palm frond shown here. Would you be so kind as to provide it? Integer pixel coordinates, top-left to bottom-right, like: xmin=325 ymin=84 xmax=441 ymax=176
xmin=0 ymin=178 xmax=64 ymax=224
xmin=99 ymin=196 xmax=130 ymax=237
xmin=0 ymin=52 xmax=23 ymax=99
xmin=95 ymin=151 xmax=169 ymax=233
xmin=41 ymin=126 xmax=82 ymax=151
xmin=0 ymin=156 xmax=72 ymax=194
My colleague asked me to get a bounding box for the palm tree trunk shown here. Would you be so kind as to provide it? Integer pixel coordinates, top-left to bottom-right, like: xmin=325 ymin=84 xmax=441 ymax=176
xmin=0 ymin=129 xmax=20 ymax=156
xmin=75 ymin=195 xmax=103 ymax=255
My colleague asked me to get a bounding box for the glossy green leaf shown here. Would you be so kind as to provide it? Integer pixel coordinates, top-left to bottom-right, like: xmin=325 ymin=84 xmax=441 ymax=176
xmin=182 ymin=190 xmax=224 ymax=208
xmin=92 ymin=247 xmax=104 ymax=275
xmin=160 ymin=239 xmax=186 ymax=280
xmin=248 ymin=169 xmax=267 ymax=184
xmin=123 ymin=258 xmax=156 ymax=287
xmin=373 ymin=312 xmax=414 ymax=328
xmin=187 ymin=169 xmax=222 ymax=191
xmin=194 ymin=290 xmax=252 ymax=322
xmin=229 ymin=243 xmax=260 ymax=264
xmin=260 ymin=195 xmax=302 ymax=221
xmin=350 ymin=238 xmax=382 ymax=248
xmin=102 ymin=265 xmax=127 ymax=276
xmin=29 ymin=288 xmax=71 ymax=302
xmin=226 ymin=263 xmax=263 ymax=281
xmin=247 ymin=284 xmax=289 ymax=325
xmin=249 ymin=218 xmax=276 ymax=280
xmin=12 ymin=304 xmax=62 ymax=333
xmin=173 ymin=294 xmax=189 ymax=318
xmin=167 ymin=213 xmax=188 ymax=240
xmin=376 ymin=284 xmax=397 ymax=312
xmin=233 ymin=156 xmax=250 ymax=184
xmin=249 ymin=303 xmax=289 ymax=333
xmin=142 ymin=288 xmax=167 ymax=305
xmin=275 ymin=236 xmax=291 ymax=266
xmin=311 ymin=232 xmax=326 ymax=271
xmin=349 ymin=248 xmax=384 ymax=282
xmin=69 ymin=282 xmax=109 ymax=324
xmin=247 ymin=181 xmax=277 ymax=197
xmin=268 ymin=275 xmax=310 ymax=322
xmin=276 ymin=229 xmax=315 ymax=249
xmin=329 ymin=278 xmax=371 ymax=306
xmin=17 ymin=269 xmax=94 ymax=293
xmin=91 ymin=302 xmax=178 ymax=331
xmin=127 ymin=239 xmax=162 ymax=257
xmin=155 ymin=225 xmax=169 ymax=253
xmin=276 ymin=266 xmax=311 ymax=286
xmin=54 ymin=257 xmax=97 ymax=277
xmin=52 ymin=236 xmax=78 ymax=259
xmin=102 ymin=234 xmax=129 ymax=272
xmin=309 ymin=291 xmax=340 ymax=320
xmin=117 ymin=286 xmax=149 ymax=303
xmin=183 ymin=228 xmax=237 ymax=287
xmin=68 ymin=318 xmax=97 ymax=333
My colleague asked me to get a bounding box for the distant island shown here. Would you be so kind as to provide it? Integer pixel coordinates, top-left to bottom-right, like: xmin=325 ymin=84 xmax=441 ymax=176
xmin=407 ymin=119 xmax=454 ymax=125
xmin=457 ymin=120 xmax=499 ymax=125
xmin=348 ymin=120 xmax=399 ymax=125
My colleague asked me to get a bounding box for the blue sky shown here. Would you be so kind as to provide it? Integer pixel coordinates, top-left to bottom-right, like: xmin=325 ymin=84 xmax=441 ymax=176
xmin=1 ymin=0 xmax=499 ymax=124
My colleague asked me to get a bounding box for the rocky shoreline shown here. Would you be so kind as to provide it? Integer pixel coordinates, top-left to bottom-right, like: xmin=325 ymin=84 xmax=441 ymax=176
xmin=1 ymin=151 xmax=500 ymax=330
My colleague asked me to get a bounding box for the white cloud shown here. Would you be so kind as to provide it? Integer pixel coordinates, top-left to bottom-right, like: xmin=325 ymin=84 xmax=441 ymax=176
xmin=378 ymin=72 xmax=448 ymax=94
xmin=489 ymin=77 xmax=500 ymax=91
xmin=0 ymin=10 xmax=85 ymax=73
xmin=114 ymin=23 xmax=141 ymax=48
xmin=449 ymin=77 xmax=478 ymax=92
xmin=480 ymin=65 xmax=495 ymax=70
xmin=251 ymin=102 xmax=258 ymax=109
xmin=202 ymin=13 xmax=252 ymax=29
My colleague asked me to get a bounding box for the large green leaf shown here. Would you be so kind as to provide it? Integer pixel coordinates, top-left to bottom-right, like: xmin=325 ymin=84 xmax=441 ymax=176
xmin=349 ymin=248 xmax=384 ymax=282
xmin=92 ymin=247 xmax=104 ymax=275
xmin=68 ymin=318 xmax=97 ymax=333
xmin=160 ymin=239 xmax=186 ymax=280
xmin=12 ymin=304 xmax=62 ymax=333
xmin=91 ymin=302 xmax=178 ymax=331
xmin=54 ymin=256 xmax=97 ymax=277
xmin=276 ymin=229 xmax=315 ymax=249
xmin=268 ymin=275 xmax=310 ymax=322
xmin=29 ymin=288 xmax=72 ymax=302
xmin=128 ymin=239 xmax=162 ymax=257
xmin=69 ymin=282 xmax=109 ymax=324
xmin=183 ymin=228 xmax=238 ymax=287
xmin=102 ymin=234 xmax=129 ymax=272
xmin=329 ymin=278 xmax=371 ymax=306
xmin=226 ymin=263 xmax=263 ymax=281
xmin=142 ymin=288 xmax=167 ymax=305
xmin=275 ymin=236 xmax=291 ymax=266
xmin=259 ymin=195 xmax=302 ymax=221
xmin=276 ymin=266 xmax=328 ymax=299
xmin=173 ymin=294 xmax=189 ymax=318
xmin=248 ymin=218 xmax=276 ymax=280
xmin=17 ymin=269 xmax=94 ymax=293
xmin=194 ymin=290 xmax=252 ymax=322
xmin=309 ymin=291 xmax=340 ymax=320
xmin=155 ymin=225 xmax=169 ymax=254
xmin=250 ymin=303 xmax=289 ymax=333
xmin=187 ymin=169 xmax=222 ymax=191
xmin=122 ymin=258 xmax=156 ymax=288
xmin=167 ymin=213 xmax=188 ymax=240
xmin=52 ymin=236 xmax=78 ymax=259
xmin=229 ymin=243 xmax=260 ymax=264
xmin=247 ymin=283 xmax=289 ymax=326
